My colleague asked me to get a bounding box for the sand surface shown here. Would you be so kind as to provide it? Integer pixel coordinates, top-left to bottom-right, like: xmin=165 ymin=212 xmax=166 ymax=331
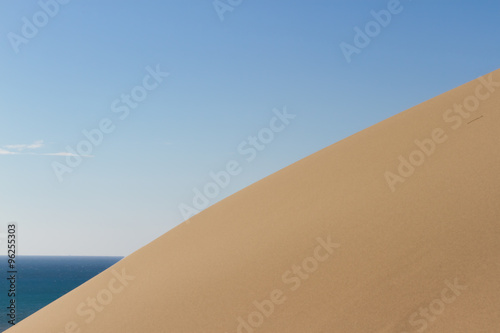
xmin=7 ymin=69 xmax=500 ymax=332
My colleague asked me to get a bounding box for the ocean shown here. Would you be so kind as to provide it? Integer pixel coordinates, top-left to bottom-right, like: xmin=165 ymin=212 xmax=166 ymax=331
xmin=0 ymin=256 xmax=122 ymax=332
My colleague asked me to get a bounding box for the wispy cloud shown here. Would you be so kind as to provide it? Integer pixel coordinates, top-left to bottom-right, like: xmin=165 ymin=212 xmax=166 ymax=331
xmin=4 ymin=139 xmax=44 ymax=151
xmin=1 ymin=140 xmax=83 ymax=157
xmin=41 ymin=152 xmax=79 ymax=157
xmin=0 ymin=148 xmax=20 ymax=155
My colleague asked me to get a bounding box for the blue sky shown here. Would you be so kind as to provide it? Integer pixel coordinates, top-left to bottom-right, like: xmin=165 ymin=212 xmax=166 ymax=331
xmin=0 ymin=0 xmax=498 ymax=256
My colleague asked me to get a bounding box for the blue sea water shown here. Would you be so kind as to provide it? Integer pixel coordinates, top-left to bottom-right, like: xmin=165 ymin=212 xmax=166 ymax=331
xmin=0 ymin=256 xmax=122 ymax=332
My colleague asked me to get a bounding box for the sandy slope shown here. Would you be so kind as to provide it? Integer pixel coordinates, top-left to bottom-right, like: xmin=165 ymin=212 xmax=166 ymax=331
xmin=7 ymin=69 xmax=500 ymax=333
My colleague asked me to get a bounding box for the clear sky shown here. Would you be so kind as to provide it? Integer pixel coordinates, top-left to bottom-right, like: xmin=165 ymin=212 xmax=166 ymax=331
xmin=1 ymin=0 xmax=498 ymax=256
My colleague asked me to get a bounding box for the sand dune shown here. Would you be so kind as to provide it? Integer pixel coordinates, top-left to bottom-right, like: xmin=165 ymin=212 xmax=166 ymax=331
xmin=7 ymin=69 xmax=500 ymax=332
